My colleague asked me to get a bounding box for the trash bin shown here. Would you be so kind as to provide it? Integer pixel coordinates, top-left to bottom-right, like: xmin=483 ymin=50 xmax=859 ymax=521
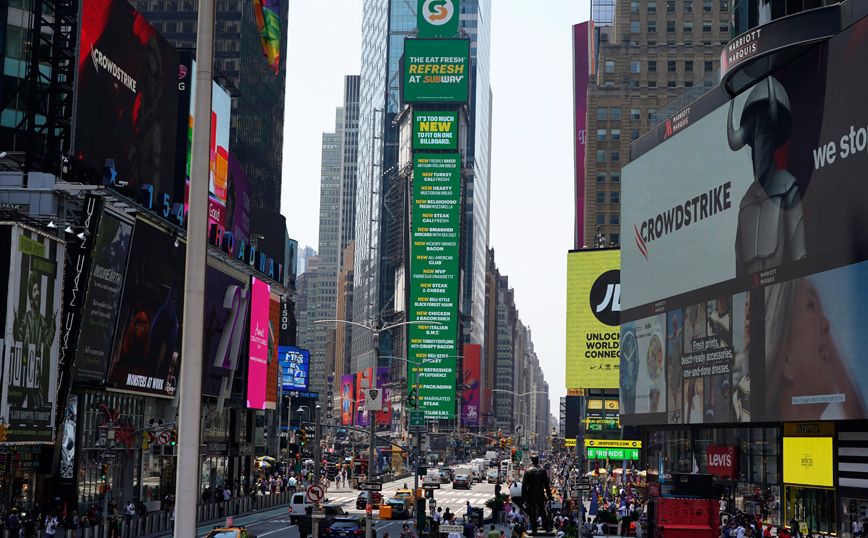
xmin=380 ymin=505 xmax=392 ymax=519
xmin=471 ymin=507 xmax=483 ymax=526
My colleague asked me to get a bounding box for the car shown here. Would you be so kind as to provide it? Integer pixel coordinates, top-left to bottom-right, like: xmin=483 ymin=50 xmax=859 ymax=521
xmin=205 ymin=527 xmax=256 ymax=538
xmin=394 ymin=489 xmax=415 ymax=499
xmin=489 ymin=458 xmax=499 ymax=468
xmin=384 ymin=497 xmax=411 ymax=519
xmin=299 ymin=505 xmax=348 ymax=538
xmin=324 ymin=517 xmax=376 ymax=538
xmin=356 ymin=491 xmax=382 ymax=510
xmin=439 ymin=469 xmax=453 ymax=483
xmin=487 ymin=471 xmax=500 ymax=484
xmin=452 ymin=475 xmax=470 ymax=489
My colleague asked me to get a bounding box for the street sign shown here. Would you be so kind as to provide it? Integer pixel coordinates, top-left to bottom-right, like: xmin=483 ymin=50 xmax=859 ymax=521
xmin=417 ymin=466 xmax=428 ymax=477
xmin=575 ymin=484 xmax=591 ymax=491
xmin=441 ymin=526 xmax=464 ymax=534
xmin=306 ymin=485 xmax=325 ymax=503
xmin=423 ymin=483 xmax=440 ymax=489
xmin=410 ymin=411 xmax=425 ymax=427
xmin=100 ymin=452 xmax=118 ymax=460
xmin=359 ymin=482 xmax=383 ymax=492
xmin=312 ymin=509 xmax=325 ymax=519
xmin=581 ymin=477 xmax=590 ymax=484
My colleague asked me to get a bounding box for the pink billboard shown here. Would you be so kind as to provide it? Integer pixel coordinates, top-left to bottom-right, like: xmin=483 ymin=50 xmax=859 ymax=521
xmin=246 ymin=277 xmax=270 ymax=409
xmin=461 ymin=345 xmax=481 ymax=426
xmin=341 ymin=374 xmax=355 ymax=425
xmin=573 ymin=21 xmax=595 ymax=249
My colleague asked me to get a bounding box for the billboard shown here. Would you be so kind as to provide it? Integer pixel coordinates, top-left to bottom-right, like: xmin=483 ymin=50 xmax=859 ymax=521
xmin=341 ymin=374 xmax=355 ymax=425
xmin=201 ymin=265 xmax=247 ymax=397
xmin=402 ymin=39 xmax=470 ymax=104
xmin=620 ymin=17 xmax=868 ymax=425
xmin=265 ymin=293 xmax=281 ymax=409
xmin=461 ymin=344 xmax=481 ymax=425
xmin=417 ymin=0 xmax=459 ymax=38
xmin=573 ymin=21 xmax=595 ymax=249
xmin=0 ymin=225 xmax=64 ymax=442
xmin=280 ymin=347 xmax=309 ymax=392
xmin=408 ymin=153 xmax=461 ymax=418
xmin=227 ymin=152 xmax=253 ymax=250
xmin=565 ymin=249 xmax=620 ymax=389
xmin=783 ymin=437 xmax=833 ymax=488
xmin=375 ymin=367 xmax=393 ymax=427
xmin=106 ymin=219 xmax=185 ymax=397
xmin=75 ymin=0 xmax=179 ymax=198
xmin=413 ymin=111 xmax=458 ymax=150
xmin=74 ymin=210 xmax=133 ymax=382
xmin=247 ymin=277 xmax=270 ymax=409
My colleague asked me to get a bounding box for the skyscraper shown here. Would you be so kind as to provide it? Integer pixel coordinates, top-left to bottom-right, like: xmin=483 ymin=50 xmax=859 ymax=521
xmin=352 ymin=0 xmax=492 ymax=374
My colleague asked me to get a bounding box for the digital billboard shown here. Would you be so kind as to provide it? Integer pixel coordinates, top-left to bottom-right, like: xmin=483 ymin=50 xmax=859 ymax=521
xmin=620 ymin=17 xmax=868 ymax=425
xmin=280 ymin=346 xmax=309 ymax=392
xmin=341 ymin=373 xmax=355 ymax=425
xmin=227 ymin=152 xmax=253 ymax=250
xmin=265 ymin=292 xmax=281 ymax=409
xmin=461 ymin=344 xmax=481 ymax=425
xmin=413 ymin=111 xmax=458 ymax=150
xmin=566 ymin=249 xmax=621 ymax=389
xmin=201 ymin=265 xmax=247 ymax=397
xmin=408 ymin=153 xmax=461 ymax=418
xmin=375 ymin=367 xmax=393 ymax=427
xmin=106 ymin=219 xmax=185 ymax=397
xmin=417 ymin=0 xmax=459 ymax=38
xmin=402 ymin=39 xmax=470 ymax=104
xmin=75 ymin=0 xmax=179 ymax=198
xmin=783 ymin=437 xmax=833 ymax=488
xmin=0 ymin=225 xmax=64 ymax=442
xmin=247 ymin=277 xmax=270 ymax=409
xmin=74 ymin=209 xmax=133 ymax=382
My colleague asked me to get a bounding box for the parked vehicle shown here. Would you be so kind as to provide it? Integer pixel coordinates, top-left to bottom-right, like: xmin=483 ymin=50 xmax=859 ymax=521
xmin=205 ymin=527 xmax=257 ymax=538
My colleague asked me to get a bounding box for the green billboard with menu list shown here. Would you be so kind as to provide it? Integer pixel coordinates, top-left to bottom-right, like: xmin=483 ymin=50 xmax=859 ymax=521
xmin=413 ymin=111 xmax=458 ymax=150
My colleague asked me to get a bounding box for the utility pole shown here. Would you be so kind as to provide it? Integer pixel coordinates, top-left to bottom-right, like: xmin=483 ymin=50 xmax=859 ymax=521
xmin=366 ymin=353 xmax=377 ymax=538
xmin=312 ymin=405 xmax=322 ymax=538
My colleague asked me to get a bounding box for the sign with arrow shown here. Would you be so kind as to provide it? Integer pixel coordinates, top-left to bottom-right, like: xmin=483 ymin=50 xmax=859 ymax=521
xmin=358 ymin=482 xmax=383 ymax=492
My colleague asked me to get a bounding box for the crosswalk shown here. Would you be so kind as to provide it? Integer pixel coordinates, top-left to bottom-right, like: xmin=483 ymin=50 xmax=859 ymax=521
xmin=327 ymin=491 xmax=492 ymax=504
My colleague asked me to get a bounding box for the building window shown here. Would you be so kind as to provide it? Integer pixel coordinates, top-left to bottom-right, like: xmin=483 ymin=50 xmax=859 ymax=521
xmin=597 ymin=129 xmax=607 ymax=141
xmin=684 ymin=21 xmax=693 ymax=32
xmin=630 ymin=80 xmax=640 ymax=88
xmin=631 ymin=0 xmax=639 ymax=11
xmin=631 ymin=129 xmax=640 ymax=141
xmin=648 ymin=1 xmax=657 ymax=11
xmin=597 ymin=108 xmax=607 ymax=121
xmin=703 ymin=0 xmax=712 ymax=10
xmin=668 ymin=60 xmax=677 ymax=72
xmin=610 ymin=233 xmax=620 ymax=246
xmin=684 ymin=1 xmax=693 ymax=11
xmin=648 ymin=108 xmax=657 ymax=120
xmin=597 ymin=171 xmax=607 ymax=183
xmin=648 ymin=40 xmax=657 ymax=45
xmin=684 ymin=40 xmax=693 ymax=45
xmin=685 ymin=60 xmax=694 ymax=72
xmin=667 ymin=20 xmax=676 ymax=32
xmin=720 ymin=0 xmax=729 ymax=10
xmin=648 ymin=20 xmax=657 ymax=32
xmin=649 ymin=80 xmax=657 ymax=87
xmin=611 ymin=129 xmax=621 ymax=141
xmin=597 ymin=150 xmax=607 ymax=162
xmin=597 ymin=213 xmax=606 ymax=225
xmin=705 ymin=60 xmax=714 ymax=72
xmin=631 ymin=21 xmax=640 ymax=33
xmin=648 ymin=60 xmax=657 ymax=72
xmin=668 ymin=80 xmax=677 ymax=87
xmin=667 ymin=0 xmax=675 ymax=11
xmin=720 ymin=22 xmax=729 ymax=32
xmin=631 ymin=108 xmax=640 ymax=120
xmin=610 ymin=213 xmax=621 ymax=225
xmin=611 ymin=151 xmax=620 ymax=162
xmin=597 ymin=191 xmax=607 ymax=204
xmin=605 ymin=60 xmax=615 ymax=73
xmin=611 ymin=170 xmax=621 ymax=182
xmin=685 ymin=81 xmax=694 ymax=87
xmin=611 ymin=108 xmax=621 ymax=120
xmin=631 ymin=61 xmax=641 ymax=73
xmin=703 ymin=21 xmax=712 ymax=32
xmin=611 ymin=191 xmax=620 ymax=204
xmin=604 ymin=80 xmax=615 ymax=86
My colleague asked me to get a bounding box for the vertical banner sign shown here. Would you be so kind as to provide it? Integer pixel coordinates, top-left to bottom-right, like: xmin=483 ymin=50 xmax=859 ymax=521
xmin=413 ymin=111 xmax=458 ymax=150
xmin=247 ymin=277 xmax=270 ymax=409
xmin=60 ymin=393 xmax=78 ymax=478
xmin=417 ymin=0 xmax=459 ymax=38
xmin=572 ymin=21 xmax=595 ymax=249
xmin=461 ymin=344 xmax=481 ymax=425
xmin=409 ymin=153 xmax=461 ymax=418
xmin=2 ymin=225 xmax=64 ymax=442
xmin=566 ymin=249 xmax=621 ymax=389
xmin=376 ymin=367 xmax=393 ymax=426
xmin=341 ymin=374 xmax=355 ymax=425
xmin=265 ymin=293 xmax=281 ymax=409
xmin=201 ymin=266 xmax=246 ymax=397
xmin=356 ymin=368 xmax=373 ymax=426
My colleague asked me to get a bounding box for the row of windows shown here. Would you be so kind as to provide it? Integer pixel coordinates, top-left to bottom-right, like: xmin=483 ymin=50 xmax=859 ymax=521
xmin=631 ymin=0 xmax=728 ymax=12
xmin=597 ymin=213 xmax=621 ymax=226
xmin=597 ymin=150 xmax=621 ymax=162
xmin=631 ymin=20 xmax=728 ymax=32
xmin=596 ymin=191 xmax=621 ymax=204
xmin=597 ymin=108 xmax=660 ymax=122
xmin=630 ymin=39 xmax=728 ymax=46
xmin=596 ymin=171 xmax=621 ymax=183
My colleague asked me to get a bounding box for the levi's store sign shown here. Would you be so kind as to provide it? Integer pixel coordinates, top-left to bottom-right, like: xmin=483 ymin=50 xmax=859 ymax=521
xmin=706 ymin=446 xmax=738 ymax=479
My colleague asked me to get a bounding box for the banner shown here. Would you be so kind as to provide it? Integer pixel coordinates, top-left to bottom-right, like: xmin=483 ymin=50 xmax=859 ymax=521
xmin=402 ymin=39 xmax=470 ymax=104
xmin=413 ymin=111 xmax=458 ymax=150
xmin=566 ymin=249 xmax=621 ymax=389
xmin=783 ymin=437 xmax=832 ymax=487
xmin=417 ymin=0 xmax=459 ymax=38
xmin=247 ymin=277 xmax=270 ymax=409
xmin=106 ymin=219 xmax=185 ymax=397
xmin=573 ymin=21 xmax=595 ymax=248
xmin=341 ymin=374 xmax=355 ymax=425
xmin=227 ymin=152 xmax=253 ymax=250
xmin=461 ymin=344 xmax=481 ymax=425
xmin=265 ymin=292 xmax=281 ymax=409
xmin=60 ymin=393 xmax=78 ymax=478
xmin=1 ymin=225 xmax=64 ymax=442
xmin=376 ymin=367 xmax=393 ymax=427
xmin=201 ymin=265 xmax=247 ymax=397
xmin=706 ymin=446 xmax=738 ymax=479
xmin=408 ymin=153 xmax=461 ymax=418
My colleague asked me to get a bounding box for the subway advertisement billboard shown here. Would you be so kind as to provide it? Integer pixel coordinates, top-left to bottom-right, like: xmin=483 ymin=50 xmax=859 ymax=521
xmin=402 ymin=39 xmax=470 ymax=104
xmin=408 ymin=153 xmax=461 ymax=418
xmin=620 ymin=17 xmax=868 ymax=425
xmin=413 ymin=111 xmax=458 ymax=150
xmin=75 ymin=0 xmax=179 ymax=198
xmin=0 ymin=225 xmax=64 ymax=443
xmin=565 ymin=249 xmax=620 ymax=389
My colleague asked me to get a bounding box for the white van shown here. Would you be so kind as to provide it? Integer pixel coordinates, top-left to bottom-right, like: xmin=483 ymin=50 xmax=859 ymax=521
xmin=422 ymin=468 xmax=441 ymax=486
xmin=469 ymin=459 xmax=486 ymax=482
xmin=288 ymin=491 xmax=311 ymax=524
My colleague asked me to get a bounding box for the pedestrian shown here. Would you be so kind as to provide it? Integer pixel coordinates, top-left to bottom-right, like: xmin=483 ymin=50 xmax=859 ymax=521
xmin=22 ymin=513 xmax=37 ymax=538
xmin=44 ymin=512 xmax=59 ymax=537
xmin=465 ymin=501 xmax=473 ymax=523
xmin=224 ymin=485 xmax=232 ymax=502
xmin=125 ymin=500 xmax=135 ymax=524
xmin=65 ymin=510 xmax=79 ymax=538
xmin=7 ymin=508 xmax=20 ymax=536
xmin=487 ymin=525 xmax=500 ymax=538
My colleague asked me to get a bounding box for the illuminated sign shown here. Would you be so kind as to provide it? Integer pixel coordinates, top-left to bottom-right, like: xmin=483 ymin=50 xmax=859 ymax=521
xmin=585 ymin=440 xmax=642 ymax=448
xmin=783 ymin=437 xmax=833 ymax=488
xmin=587 ymin=448 xmax=639 ymax=460
xmin=280 ymin=346 xmax=310 ymax=392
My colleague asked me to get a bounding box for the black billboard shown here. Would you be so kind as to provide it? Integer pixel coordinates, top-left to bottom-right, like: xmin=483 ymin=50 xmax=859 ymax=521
xmin=202 ymin=265 xmax=248 ymax=397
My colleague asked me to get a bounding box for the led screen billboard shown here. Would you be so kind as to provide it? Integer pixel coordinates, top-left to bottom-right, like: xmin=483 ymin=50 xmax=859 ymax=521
xmin=202 ymin=265 xmax=247 ymax=397
xmin=620 ymin=17 xmax=868 ymax=425
xmin=402 ymin=39 xmax=470 ymax=104
xmin=461 ymin=344 xmax=481 ymax=425
xmin=0 ymin=225 xmax=64 ymax=442
xmin=280 ymin=346 xmax=309 ymax=392
xmin=565 ymin=249 xmax=621 ymax=389
xmin=265 ymin=292 xmax=280 ymax=409
xmin=408 ymin=153 xmax=461 ymax=418
xmin=783 ymin=437 xmax=833 ymax=488
xmin=341 ymin=373 xmax=355 ymax=425
xmin=75 ymin=0 xmax=179 ymax=198
xmin=247 ymin=277 xmax=270 ymax=409
xmin=417 ymin=0 xmax=460 ymax=38
xmin=106 ymin=219 xmax=185 ymax=397
xmin=413 ymin=111 xmax=458 ymax=150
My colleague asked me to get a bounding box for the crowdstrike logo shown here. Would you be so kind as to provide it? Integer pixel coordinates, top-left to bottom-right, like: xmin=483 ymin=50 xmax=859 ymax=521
xmin=422 ymin=0 xmax=455 ymax=26
xmin=90 ymin=43 xmax=138 ymax=94
xmin=634 ymin=181 xmax=733 ymax=261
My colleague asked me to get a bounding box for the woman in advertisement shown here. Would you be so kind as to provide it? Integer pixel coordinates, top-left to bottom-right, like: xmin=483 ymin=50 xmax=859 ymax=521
xmin=765 ymin=278 xmax=866 ymax=420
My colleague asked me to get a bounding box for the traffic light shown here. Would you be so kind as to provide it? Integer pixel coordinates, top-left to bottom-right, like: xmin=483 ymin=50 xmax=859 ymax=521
xmin=170 ymin=429 xmax=178 ymax=446
xmin=0 ymin=424 xmax=8 ymax=442
xmin=508 ymin=437 xmax=513 ymax=446
xmin=465 ymin=435 xmax=471 ymax=444
xmin=500 ymin=438 xmax=506 ymax=450
xmin=101 ymin=463 xmax=108 ymax=480
xmin=299 ymin=429 xmax=307 ymax=445
xmin=511 ymin=449 xmax=516 ymax=461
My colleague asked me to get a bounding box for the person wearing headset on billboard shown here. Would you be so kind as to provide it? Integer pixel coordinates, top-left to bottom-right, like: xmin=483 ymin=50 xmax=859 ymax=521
xmin=765 ymin=278 xmax=865 ymax=420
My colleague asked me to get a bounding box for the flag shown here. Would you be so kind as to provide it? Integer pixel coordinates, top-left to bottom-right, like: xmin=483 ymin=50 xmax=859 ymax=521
xmin=692 ymin=453 xmax=700 ymax=473
xmin=254 ymin=0 xmax=281 ymax=73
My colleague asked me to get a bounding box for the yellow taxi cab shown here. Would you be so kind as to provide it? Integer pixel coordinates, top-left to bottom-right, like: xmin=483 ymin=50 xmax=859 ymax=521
xmin=394 ymin=488 xmax=415 ymax=499
xmin=204 ymin=526 xmax=256 ymax=538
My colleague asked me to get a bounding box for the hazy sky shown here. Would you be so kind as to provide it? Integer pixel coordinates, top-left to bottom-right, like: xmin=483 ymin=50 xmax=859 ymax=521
xmin=281 ymin=1 xmax=590 ymax=415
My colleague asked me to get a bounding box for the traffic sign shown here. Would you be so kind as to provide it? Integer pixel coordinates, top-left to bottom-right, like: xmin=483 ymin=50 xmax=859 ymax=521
xmin=410 ymin=411 xmax=425 ymax=427
xmin=581 ymin=477 xmax=590 ymax=484
xmin=99 ymin=452 xmax=117 ymax=460
xmin=306 ymin=485 xmax=325 ymax=503
xmin=312 ymin=509 xmax=325 ymax=519
xmin=359 ymin=482 xmax=383 ymax=492
xmin=423 ymin=483 xmax=440 ymax=489
xmin=575 ymin=484 xmax=591 ymax=491
xmin=441 ymin=525 xmax=463 ymax=534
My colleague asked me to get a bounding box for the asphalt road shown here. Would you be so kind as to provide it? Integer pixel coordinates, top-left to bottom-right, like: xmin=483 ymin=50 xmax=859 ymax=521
xmin=180 ymin=475 xmax=501 ymax=538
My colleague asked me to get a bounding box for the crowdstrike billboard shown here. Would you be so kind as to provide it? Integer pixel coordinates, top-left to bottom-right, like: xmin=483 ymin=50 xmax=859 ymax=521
xmin=620 ymin=16 xmax=868 ymax=425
